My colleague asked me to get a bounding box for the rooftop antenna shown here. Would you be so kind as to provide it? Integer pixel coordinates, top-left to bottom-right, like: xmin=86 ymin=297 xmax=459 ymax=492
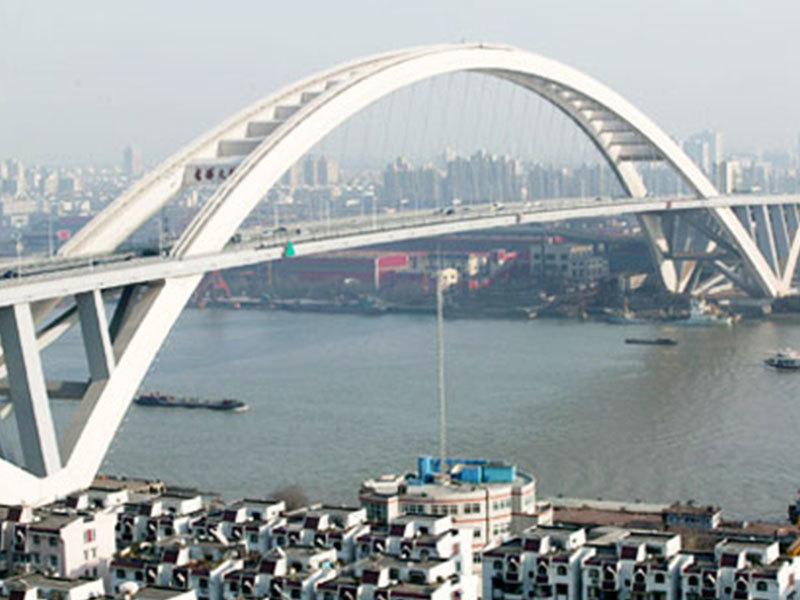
xmin=436 ymin=248 xmax=447 ymax=472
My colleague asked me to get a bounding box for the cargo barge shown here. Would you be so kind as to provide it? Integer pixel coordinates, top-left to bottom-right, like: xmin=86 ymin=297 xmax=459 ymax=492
xmin=134 ymin=393 xmax=248 ymax=412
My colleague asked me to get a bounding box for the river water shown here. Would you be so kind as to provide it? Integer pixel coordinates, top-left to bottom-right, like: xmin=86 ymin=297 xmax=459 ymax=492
xmin=42 ymin=309 xmax=800 ymax=521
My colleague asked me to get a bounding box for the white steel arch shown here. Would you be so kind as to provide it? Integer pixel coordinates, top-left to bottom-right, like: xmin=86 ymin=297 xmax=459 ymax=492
xmin=1 ymin=42 xmax=793 ymax=506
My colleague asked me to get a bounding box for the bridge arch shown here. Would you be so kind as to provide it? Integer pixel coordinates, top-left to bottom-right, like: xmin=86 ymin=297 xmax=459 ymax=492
xmin=62 ymin=43 xmax=725 ymax=291
xmin=3 ymin=43 xmax=789 ymax=505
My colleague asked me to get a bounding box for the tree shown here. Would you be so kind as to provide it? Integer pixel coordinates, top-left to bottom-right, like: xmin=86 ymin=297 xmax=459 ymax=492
xmin=271 ymin=484 xmax=309 ymax=510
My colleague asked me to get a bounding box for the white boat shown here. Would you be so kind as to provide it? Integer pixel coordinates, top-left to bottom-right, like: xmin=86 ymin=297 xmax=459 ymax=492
xmin=765 ymin=349 xmax=800 ymax=371
xmin=681 ymin=297 xmax=735 ymax=326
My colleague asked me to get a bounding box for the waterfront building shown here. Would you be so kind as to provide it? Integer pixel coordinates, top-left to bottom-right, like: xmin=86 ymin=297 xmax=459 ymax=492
xmin=529 ymin=240 xmax=609 ymax=288
xmin=359 ymin=457 xmax=551 ymax=551
xmin=5 ymin=469 xmax=800 ymax=600
xmin=662 ymin=503 xmax=722 ymax=530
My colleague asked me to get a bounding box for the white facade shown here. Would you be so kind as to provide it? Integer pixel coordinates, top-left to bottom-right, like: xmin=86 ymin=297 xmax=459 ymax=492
xmin=360 ymin=459 xmax=548 ymax=551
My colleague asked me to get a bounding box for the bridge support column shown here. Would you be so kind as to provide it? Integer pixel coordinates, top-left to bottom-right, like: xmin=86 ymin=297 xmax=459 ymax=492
xmin=0 ymin=304 xmax=61 ymax=476
xmin=76 ymin=290 xmax=115 ymax=380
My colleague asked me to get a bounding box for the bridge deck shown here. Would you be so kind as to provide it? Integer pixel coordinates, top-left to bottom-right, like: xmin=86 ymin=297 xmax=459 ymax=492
xmin=0 ymin=194 xmax=797 ymax=308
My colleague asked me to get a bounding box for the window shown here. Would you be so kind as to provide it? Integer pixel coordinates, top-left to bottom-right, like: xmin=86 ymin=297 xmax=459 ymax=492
xmin=199 ymin=578 xmax=208 ymax=590
xmin=654 ymin=573 xmax=665 ymax=584
xmin=116 ymin=569 xmax=125 ymax=578
xmin=756 ymin=582 xmax=768 ymax=592
xmin=49 ymin=538 xmax=57 ymax=547
xmin=556 ymin=566 xmax=567 ymax=576
xmin=135 ymin=571 xmax=143 ymax=581
xmin=474 ymin=528 xmax=481 ymax=538
xmin=32 ymin=535 xmax=40 ymax=545
xmin=49 ymin=555 xmax=58 ymax=567
xmin=291 ymin=589 xmax=300 ymax=599
xmin=688 ymin=576 xmax=698 ymax=586
xmin=493 ymin=560 xmax=503 ymax=570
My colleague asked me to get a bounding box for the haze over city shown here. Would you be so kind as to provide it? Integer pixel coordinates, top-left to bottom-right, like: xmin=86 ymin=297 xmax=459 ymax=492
xmin=1 ymin=0 xmax=799 ymax=165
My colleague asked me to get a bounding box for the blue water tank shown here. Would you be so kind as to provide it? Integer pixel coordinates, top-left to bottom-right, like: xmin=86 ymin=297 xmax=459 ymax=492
xmin=459 ymin=465 xmax=483 ymax=483
xmin=482 ymin=464 xmax=516 ymax=483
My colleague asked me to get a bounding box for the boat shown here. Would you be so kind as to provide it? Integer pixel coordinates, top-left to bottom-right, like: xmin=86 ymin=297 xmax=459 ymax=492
xmin=604 ymin=296 xmax=647 ymax=324
xmin=134 ymin=393 xmax=248 ymax=412
xmin=625 ymin=337 xmax=678 ymax=346
xmin=681 ymin=297 xmax=735 ymax=326
xmin=765 ymin=349 xmax=800 ymax=371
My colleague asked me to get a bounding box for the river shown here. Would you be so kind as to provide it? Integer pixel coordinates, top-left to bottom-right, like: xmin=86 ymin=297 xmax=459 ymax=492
xmin=42 ymin=309 xmax=800 ymax=521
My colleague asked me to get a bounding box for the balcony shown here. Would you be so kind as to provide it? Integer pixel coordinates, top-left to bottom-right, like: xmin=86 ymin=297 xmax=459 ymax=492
xmin=601 ymin=580 xmax=616 ymax=591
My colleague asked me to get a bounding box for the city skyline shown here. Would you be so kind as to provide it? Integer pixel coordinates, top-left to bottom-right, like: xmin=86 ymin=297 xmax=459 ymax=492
xmin=1 ymin=1 xmax=799 ymax=165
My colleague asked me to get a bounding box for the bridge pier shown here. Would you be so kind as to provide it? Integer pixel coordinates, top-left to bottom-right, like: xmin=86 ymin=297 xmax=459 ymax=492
xmin=0 ymin=303 xmax=61 ymax=477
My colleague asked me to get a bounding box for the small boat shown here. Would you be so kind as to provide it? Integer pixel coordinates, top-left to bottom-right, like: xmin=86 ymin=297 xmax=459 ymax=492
xmin=135 ymin=393 xmax=249 ymax=412
xmin=765 ymin=349 xmax=800 ymax=371
xmin=604 ymin=296 xmax=647 ymax=324
xmin=681 ymin=297 xmax=735 ymax=326
xmin=625 ymin=337 xmax=678 ymax=346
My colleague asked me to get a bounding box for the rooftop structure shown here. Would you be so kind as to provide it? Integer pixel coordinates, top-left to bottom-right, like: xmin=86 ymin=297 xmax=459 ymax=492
xmin=359 ymin=457 xmax=551 ymax=549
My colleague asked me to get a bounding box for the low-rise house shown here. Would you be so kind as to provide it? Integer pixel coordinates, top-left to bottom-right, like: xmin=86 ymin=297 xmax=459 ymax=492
xmin=484 ymin=524 xmax=595 ymax=600
xmin=117 ymin=493 xmax=204 ymax=548
xmin=222 ymin=546 xmax=337 ymax=600
xmin=271 ymin=505 xmax=368 ymax=562
xmin=355 ymin=515 xmax=473 ymax=577
xmin=7 ymin=506 xmax=117 ymax=582
xmin=1 ymin=573 xmax=104 ymax=600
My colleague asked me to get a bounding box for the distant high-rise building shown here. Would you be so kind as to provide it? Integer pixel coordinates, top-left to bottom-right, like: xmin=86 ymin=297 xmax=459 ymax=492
xmin=41 ymin=171 xmax=59 ymax=195
xmin=685 ymin=130 xmax=723 ymax=189
xmin=123 ymin=145 xmax=143 ymax=177
xmin=280 ymin=162 xmax=300 ymax=188
xmin=317 ymin=156 xmax=339 ymax=186
xmin=682 ymin=138 xmax=711 ymax=175
xmin=1 ymin=160 xmax=25 ymax=196
xmin=797 ymin=133 xmax=800 ymax=169
xmin=302 ymin=154 xmax=318 ymax=186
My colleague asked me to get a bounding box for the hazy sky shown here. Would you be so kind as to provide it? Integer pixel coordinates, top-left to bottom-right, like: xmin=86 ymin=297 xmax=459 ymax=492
xmin=1 ymin=0 xmax=798 ymax=166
